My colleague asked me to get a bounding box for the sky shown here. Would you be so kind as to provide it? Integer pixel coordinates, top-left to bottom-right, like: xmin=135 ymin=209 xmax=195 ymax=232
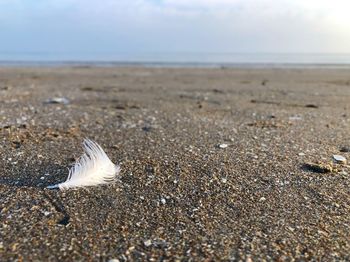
xmin=1 ymin=0 xmax=350 ymax=58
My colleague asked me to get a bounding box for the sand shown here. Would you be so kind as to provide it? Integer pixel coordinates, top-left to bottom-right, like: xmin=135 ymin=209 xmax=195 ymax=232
xmin=0 ymin=66 xmax=350 ymax=260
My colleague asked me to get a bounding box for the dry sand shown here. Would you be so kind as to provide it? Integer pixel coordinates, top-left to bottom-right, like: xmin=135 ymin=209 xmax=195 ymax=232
xmin=0 ymin=66 xmax=350 ymax=260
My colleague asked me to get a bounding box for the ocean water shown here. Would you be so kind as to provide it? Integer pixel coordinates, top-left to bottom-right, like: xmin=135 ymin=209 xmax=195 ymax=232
xmin=1 ymin=52 xmax=350 ymax=68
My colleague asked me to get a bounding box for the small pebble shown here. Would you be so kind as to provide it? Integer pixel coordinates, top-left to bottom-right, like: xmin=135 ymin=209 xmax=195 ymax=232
xmin=289 ymin=116 xmax=302 ymax=121
xmin=305 ymin=104 xmax=318 ymax=108
xmin=218 ymin=144 xmax=228 ymax=149
xmin=340 ymin=146 xmax=350 ymax=153
xmin=259 ymin=197 xmax=266 ymax=202
xmin=44 ymin=97 xmax=70 ymax=105
xmin=298 ymin=152 xmax=305 ymax=156
xmin=161 ymin=198 xmax=166 ymax=205
xmin=144 ymin=240 xmax=152 ymax=247
xmin=333 ymin=155 xmax=347 ymax=164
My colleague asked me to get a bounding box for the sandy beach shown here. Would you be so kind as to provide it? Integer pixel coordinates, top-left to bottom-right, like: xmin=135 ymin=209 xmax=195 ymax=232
xmin=0 ymin=66 xmax=350 ymax=260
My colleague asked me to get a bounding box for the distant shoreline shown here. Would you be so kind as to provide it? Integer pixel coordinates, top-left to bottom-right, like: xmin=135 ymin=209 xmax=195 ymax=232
xmin=1 ymin=60 xmax=350 ymax=69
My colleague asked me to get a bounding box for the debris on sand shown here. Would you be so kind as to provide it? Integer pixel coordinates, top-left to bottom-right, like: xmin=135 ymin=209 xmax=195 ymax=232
xmin=261 ymin=79 xmax=268 ymax=86
xmin=47 ymin=139 xmax=120 ymax=190
xmin=333 ymin=155 xmax=347 ymax=164
xmin=340 ymin=146 xmax=350 ymax=153
xmin=289 ymin=115 xmax=302 ymax=121
xmin=305 ymin=104 xmax=319 ymax=108
xmin=80 ymin=86 xmax=94 ymax=91
xmin=247 ymin=120 xmax=286 ymax=129
xmin=44 ymin=97 xmax=70 ymax=105
xmin=218 ymin=143 xmax=228 ymax=149
xmin=212 ymin=88 xmax=225 ymax=94
xmin=0 ymin=86 xmax=10 ymax=90
xmin=144 ymin=240 xmax=152 ymax=247
xmin=302 ymin=163 xmax=333 ymax=173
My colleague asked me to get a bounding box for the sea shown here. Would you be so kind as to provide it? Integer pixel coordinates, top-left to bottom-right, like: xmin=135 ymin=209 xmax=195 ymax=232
xmin=1 ymin=52 xmax=350 ymax=68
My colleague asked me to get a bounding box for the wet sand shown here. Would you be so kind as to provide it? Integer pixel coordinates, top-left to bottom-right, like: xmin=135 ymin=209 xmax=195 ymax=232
xmin=0 ymin=67 xmax=350 ymax=260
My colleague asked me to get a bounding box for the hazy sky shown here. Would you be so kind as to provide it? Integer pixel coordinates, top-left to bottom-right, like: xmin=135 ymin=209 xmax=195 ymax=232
xmin=1 ymin=0 xmax=350 ymax=55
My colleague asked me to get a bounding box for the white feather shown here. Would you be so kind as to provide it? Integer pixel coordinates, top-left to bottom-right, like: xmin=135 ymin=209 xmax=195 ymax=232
xmin=47 ymin=139 xmax=120 ymax=190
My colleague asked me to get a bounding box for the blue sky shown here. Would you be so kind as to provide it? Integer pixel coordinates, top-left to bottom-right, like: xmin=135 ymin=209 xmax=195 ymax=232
xmin=1 ymin=0 xmax=350 ymax=57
